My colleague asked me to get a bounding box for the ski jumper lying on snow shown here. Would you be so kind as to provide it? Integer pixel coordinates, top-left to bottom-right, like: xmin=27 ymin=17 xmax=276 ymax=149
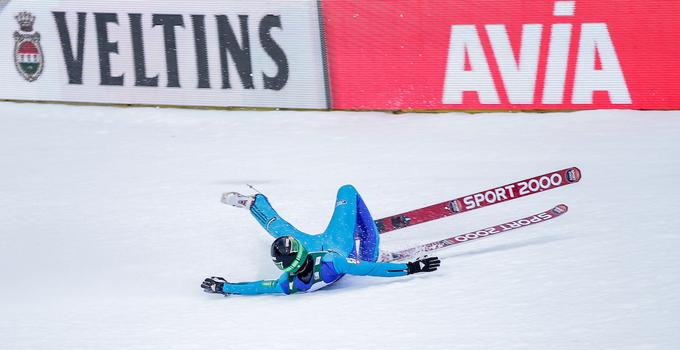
xmin=201 ymin=185 xmax=440 ymax=296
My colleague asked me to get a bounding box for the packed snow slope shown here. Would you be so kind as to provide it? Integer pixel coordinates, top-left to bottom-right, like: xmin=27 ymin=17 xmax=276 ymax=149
xmin=1 ymin=102 xmax=679 ymax=350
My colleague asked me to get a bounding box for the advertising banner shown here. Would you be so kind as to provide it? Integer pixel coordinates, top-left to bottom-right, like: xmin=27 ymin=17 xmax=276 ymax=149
xmin=323 ymin=0 xmax=680 ymax=110
xmin=1 ymin=0 xmax=328 ymax=109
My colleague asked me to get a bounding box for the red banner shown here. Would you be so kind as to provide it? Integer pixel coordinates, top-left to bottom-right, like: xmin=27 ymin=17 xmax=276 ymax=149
xmin=323 ymin=0 xmax=680 ymax=110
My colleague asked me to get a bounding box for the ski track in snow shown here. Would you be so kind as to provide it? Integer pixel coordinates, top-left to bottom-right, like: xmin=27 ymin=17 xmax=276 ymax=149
xmin=1 ymin=102 xmax=679 ymax=349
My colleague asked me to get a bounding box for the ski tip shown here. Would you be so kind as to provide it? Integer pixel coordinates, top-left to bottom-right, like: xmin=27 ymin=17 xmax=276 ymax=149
xmin=567 ymin=167 xmax=582 ymax=183
xmin=552 ymin=204 xmax=569 ymax=214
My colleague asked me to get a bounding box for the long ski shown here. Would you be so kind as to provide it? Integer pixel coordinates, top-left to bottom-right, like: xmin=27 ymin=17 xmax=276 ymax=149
xmin=380 ymin=204 xmax=569 ymax=262
xmin=375 ymin=167 xmax=581 ymax=234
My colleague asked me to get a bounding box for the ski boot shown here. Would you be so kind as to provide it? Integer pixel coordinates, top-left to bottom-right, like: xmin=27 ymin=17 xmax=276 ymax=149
xmin=221 ymin=192 xmax=255 ymax=209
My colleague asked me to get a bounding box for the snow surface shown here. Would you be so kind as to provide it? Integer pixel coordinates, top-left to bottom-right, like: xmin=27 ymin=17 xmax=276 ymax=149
xmin=1 ymin=102 xmax=679 ymax=349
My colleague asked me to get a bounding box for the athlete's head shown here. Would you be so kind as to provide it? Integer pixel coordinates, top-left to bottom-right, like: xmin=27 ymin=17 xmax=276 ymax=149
xmin=270 ymin=236 xmax=308 ymax=272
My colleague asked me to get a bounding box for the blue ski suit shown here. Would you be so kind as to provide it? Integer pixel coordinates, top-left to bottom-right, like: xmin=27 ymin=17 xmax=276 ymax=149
xmin=221 ymin=185 xmax=411 ymax=295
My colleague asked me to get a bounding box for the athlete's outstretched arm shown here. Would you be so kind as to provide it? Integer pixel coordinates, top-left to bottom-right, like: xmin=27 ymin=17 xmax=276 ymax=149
xmin=329 ymin=253 xmax=440 ymax=277
xmin=201 ymin=274 xmax=288 ymax=295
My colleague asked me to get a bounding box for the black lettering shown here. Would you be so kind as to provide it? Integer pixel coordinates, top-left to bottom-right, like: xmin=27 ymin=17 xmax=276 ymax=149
xmin=191 ymin=15 xmax=210 ymax=89
xmin=216 ymin=15 xmax=254 ymax=89
xmin=129 ymin=14 xmax=158 ymax=87
xmin=53 ymin=12 xmax=87 ymax=85
xmin=94 ymin=13 xmax=124 ymax=86
xmin=153 ymin=14 xmax=184 ymax=88
xmin=259 ymin=15 xmax=288 ymax=90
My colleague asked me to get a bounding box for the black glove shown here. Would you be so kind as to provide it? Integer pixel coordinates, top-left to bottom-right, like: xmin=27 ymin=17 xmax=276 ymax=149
xmin=406 ymin=256 xmax=441 ymax=274
xmin=201 ymin=276 xmax=229 ymax=295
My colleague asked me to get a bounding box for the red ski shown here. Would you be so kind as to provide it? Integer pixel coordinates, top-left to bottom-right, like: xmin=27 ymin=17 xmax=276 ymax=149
xmin=381 ymin=204 xmax=569 ymax=262
xmin=375 ymin=167 xmax=581 ymax=234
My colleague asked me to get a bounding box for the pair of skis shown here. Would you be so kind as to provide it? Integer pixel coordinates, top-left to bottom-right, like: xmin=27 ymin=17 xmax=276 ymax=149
xmin=375 ymin=167 xmax=581 ymax=261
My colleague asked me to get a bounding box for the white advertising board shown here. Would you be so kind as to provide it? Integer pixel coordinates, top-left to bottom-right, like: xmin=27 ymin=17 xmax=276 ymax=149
xmin=0 ymin=0 xmax=328 ymax=109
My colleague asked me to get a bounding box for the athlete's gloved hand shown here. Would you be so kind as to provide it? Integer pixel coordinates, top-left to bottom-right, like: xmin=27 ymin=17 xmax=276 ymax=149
xmin=406 ymin=256 xmax=441 ymax=274
xmin=201 ymin=276 xmax=229 ymax=295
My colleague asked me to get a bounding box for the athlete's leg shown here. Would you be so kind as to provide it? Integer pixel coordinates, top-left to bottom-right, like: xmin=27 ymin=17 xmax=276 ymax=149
xmin=321 ymin=185 xmax=380 ymax=260
xmin=355 ymin=193 xmax=381 ymax=262
xmin=249 ymin=194 xmax=323 ymax=251
xmin=321 ymin=185 xmax=361 ymax=256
